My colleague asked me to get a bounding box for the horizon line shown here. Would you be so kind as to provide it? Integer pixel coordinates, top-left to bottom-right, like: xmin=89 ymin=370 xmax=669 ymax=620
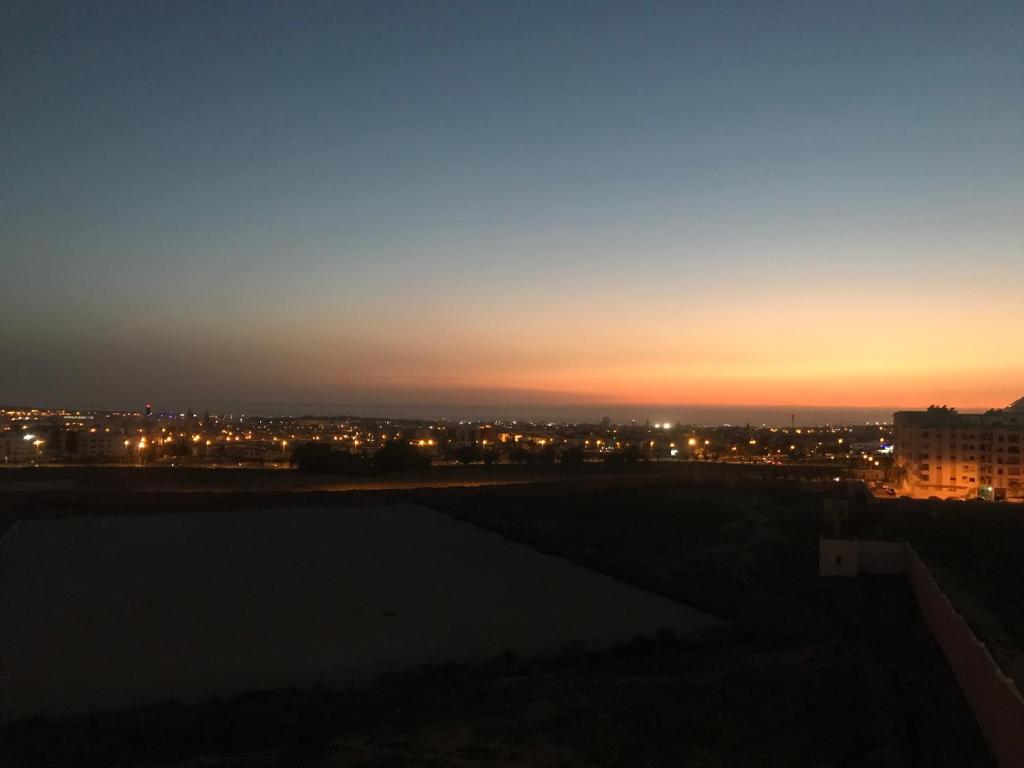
xmin=4 ymin=399 xmax=1009 ymax=421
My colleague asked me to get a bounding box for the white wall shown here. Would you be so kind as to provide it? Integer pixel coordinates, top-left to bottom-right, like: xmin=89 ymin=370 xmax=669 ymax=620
xmin=819 ymin=538 xmax=859 ymax=577
xmin=819 ymin=538 xmax=909 ymax=577
xmin=858 ymin=540 xmax=907 ymax=574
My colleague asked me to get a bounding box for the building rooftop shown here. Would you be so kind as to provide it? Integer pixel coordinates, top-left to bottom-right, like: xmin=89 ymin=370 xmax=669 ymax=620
xmin=896 ymin=398 xmax=1024 ymax=425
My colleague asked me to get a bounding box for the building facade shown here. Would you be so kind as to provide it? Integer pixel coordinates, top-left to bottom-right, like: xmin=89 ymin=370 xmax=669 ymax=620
xmin=0 ymin=432 xmax=38 ymax=463
xmin=893 ymin=398 xmax=1024 ymax=501
xmin=76 ymin=431 xmax=129 ymax=460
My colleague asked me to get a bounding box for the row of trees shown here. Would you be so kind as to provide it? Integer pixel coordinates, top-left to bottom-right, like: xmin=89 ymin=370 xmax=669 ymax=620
xmin=291 ymin=441 xmax=431 ymax=474
xmin=445 ymin=444 xmax=644 ymax=467
xmin=291 ymin=441 xmax=646 ymax=475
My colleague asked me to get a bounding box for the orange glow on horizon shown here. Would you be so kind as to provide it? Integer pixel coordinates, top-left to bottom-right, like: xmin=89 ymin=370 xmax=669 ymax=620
xmin=263 ymin=278 xmax=1024 ymax=413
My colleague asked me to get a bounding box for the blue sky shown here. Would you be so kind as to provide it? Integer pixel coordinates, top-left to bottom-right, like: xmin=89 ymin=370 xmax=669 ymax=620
xmin=2 ymin=1 xmax=1022 ymax=411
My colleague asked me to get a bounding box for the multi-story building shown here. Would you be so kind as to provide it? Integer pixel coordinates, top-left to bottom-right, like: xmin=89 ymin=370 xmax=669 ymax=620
xmin=0 ymin=432 xmax=39 ymax=463
xmin=77 ymin=431 xmax=129 ymax=460
xmin=893 ymin=397 xmax=1024 ymax=501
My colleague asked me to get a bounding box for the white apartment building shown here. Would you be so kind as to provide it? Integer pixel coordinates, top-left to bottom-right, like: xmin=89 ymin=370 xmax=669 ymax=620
xmin=893 ymin=398 xmax=1024 ymax=502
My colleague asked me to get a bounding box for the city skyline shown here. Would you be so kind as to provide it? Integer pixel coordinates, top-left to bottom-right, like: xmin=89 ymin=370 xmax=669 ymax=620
xmin=4 ymin=398 xmax=1023 ymax=429
xmin=4 ymin=1 xmax=1022 ymax=409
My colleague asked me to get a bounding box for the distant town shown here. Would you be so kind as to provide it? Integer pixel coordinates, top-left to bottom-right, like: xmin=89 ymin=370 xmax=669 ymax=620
xmin=0 ymin=403 xmax=891 ymax=465
xmin=4 ymin=398 xmax=1021 ymax=503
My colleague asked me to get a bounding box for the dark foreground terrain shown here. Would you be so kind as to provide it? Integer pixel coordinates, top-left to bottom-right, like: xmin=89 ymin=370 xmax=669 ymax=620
xmin=0 ymin=472 xmax=997 ymax=767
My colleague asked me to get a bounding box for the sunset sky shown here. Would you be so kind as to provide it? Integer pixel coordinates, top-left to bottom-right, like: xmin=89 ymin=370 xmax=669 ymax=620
xmin=3 ymin=1 xmax=1022 ymax=414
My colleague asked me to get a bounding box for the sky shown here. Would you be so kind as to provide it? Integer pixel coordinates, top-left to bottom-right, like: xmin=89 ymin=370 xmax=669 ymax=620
xmin=2 ymin=1 xmax=1023 ymax=415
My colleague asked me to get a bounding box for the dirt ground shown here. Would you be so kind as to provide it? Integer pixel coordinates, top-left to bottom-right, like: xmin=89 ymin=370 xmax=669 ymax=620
xmin=0 ymin=476 xmax=997 ymax=767
xmin=0 ymin=504 xmax=719 ymax=720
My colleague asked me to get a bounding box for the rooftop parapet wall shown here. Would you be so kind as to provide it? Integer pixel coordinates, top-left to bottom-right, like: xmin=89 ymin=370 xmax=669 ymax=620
xmin=819 ymin=537 xmax=1024 ymax=768
xmin=907 ymin=546 xmax=1024 ymax=768
xmin=818 ymin=538 xmax=907 ymax=577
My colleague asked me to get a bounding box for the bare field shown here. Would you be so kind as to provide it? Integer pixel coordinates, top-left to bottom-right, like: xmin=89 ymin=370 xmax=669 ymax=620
xmin=0 ymin=485 xmax=994 ymax=768
xmin=0 ymin=504 xmax=720 ymax=720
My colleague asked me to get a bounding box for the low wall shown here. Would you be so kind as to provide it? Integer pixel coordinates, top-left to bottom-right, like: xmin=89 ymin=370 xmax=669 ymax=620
xmin=858 ymin=540 xmax=907 ymax=574
xmin=907 ymin=547 xmax=1024 ymax=768
xmin=818 ymin=538 xmax=906 ymax=577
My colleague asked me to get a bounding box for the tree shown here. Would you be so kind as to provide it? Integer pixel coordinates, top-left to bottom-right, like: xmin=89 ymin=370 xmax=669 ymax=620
xmin=374 ymin=442 xmax=431 ymax=473
xmin=163 ymin=439 xmax=193 ymax=458
xmin=605 ymin=446 xmax=642 ymax=466
xmin=292 ymin=442 xmax=331 ymax=471
xmin=291 ymin=442 xmax=370 ymax=474
xmin=561 ymin=445 xmax=585 ymax=468
xmin=64 ymin=430 xmax=79 ymax=456
xmin=540 ymin=445 xmax=557 ymax=465
xmin=451 ymin=445 xmax=483 ymax=465
xmin=139 ymin=444 xmax=156 ymax=464
xmin=509 ymin=446 xmax=533 ymax=464
xmin=48 ymin=423 xmax=63 ymax=461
